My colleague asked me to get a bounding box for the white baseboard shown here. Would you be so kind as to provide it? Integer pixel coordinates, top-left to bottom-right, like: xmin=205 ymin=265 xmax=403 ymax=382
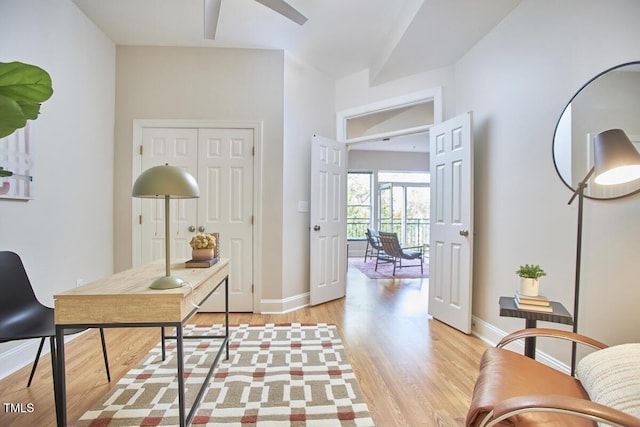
xmin=0 ymin=333 xmax=85 ymax=381
xmin=0 ymin=340 xmax=40 ymax=380
xmin=347 ymin=250 xmax=366 ymax=257
xmin=260 ymin=292 xmax=310 ymax=314
xmin=471 ymin=315 xmax=570 ymax=374
xmin=471 ymin=315 xmax=506 ymax=347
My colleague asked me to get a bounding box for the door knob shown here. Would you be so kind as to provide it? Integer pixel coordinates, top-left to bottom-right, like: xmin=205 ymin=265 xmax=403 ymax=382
xmin=188 ymin=225 xmax=196 ymax=232
xmin=198 ymin=226 xmax=206 ymax=232
xmin=313 ymin=225 xmax=320 ymax=231
xmin=459 ymin=229 xmax=469 ymax=236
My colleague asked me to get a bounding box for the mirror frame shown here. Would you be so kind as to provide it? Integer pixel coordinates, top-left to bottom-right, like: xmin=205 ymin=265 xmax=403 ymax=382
xmin=552 ymin=61 xmax=640 ymax=200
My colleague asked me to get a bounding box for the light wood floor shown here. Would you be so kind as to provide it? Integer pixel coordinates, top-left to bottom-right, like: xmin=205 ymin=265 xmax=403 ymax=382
xmin=0 ymin=262 xmax=488 ymax=426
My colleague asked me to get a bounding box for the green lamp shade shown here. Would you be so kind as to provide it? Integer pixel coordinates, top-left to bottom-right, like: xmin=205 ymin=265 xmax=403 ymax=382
xmin=132 ymin=164 xmax=200 ymax=199
xmin=594 ymin=129 xmax=640 ymax=186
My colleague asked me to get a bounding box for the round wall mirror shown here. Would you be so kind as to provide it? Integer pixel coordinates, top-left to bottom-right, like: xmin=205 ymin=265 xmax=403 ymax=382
xmin=553 ymin=61 xmax=640 ymax=199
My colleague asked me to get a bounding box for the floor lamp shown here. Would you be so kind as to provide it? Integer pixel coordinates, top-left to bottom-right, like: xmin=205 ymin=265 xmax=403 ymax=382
xmin=132 ymin=164 xmax=200 ymax=289
xmin=568 ymin=129 xmax=640 ymax=374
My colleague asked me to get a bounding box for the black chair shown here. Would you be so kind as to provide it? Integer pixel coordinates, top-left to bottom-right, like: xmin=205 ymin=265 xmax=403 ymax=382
xmin=377 ymin=231 xmax=424 ymax=275
xmin=0 ymin=251 xmax=110 ymax=388
xmin=364 ymin=228 xmax=384 ymax=262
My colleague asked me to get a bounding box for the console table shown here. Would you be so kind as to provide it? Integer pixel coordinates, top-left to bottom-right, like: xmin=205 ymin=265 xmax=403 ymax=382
xmin=53 ymin=258 xmax=230 ymax=427
xmin=499 ymin=296 xmax=573 ymax=359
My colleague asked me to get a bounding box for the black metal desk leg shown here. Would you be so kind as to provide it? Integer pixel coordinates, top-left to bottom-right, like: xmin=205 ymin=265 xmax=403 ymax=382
xmin=99 ymin=328 xmax=111 ymax=382
xmin=161 ymin=327 xmax=166 ymax=361
xmin=54 ymin=326 xmax=67 ymax=427
xmin=176 ymin=324 xmax=186 ymax=426
xmin=524 ymin=318 xmax=537 ymax=359
xmin=48 ymin=337 xmax=58 ymax=422
xmin=225 ymin=276 xmax=229 ymax=360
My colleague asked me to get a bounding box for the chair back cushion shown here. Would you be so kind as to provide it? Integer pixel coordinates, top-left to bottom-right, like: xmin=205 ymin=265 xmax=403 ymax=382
xmin=577 ymin=343 xmax=640 ymax=423
xmin=378 ymin=232 xmax=402 ymax=257
xmin=366 ymin=228 xmax=382 ymax=249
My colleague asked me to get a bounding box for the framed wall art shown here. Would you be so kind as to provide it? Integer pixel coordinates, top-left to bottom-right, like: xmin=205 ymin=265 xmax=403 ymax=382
xmin=0 ymin=123 xmax=34 ymax=200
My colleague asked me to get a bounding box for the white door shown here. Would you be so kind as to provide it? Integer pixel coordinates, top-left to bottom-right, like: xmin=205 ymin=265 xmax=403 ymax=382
xmin=197 ymin=128 xmax=254 ymax=312
xmin=428 ymin=112 xmax=474 ymax=334
xmin=136 ymin=127 xmax=254 ymax=312
xmin=139 ymin=128 xmax=199 ymax=263
xmin=310 ymin=135 xmax=347 ymax=306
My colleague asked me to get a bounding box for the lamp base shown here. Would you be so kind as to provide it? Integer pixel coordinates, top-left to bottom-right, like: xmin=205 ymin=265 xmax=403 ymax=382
xmin=149 ymin=275 xmax=186 ymax=290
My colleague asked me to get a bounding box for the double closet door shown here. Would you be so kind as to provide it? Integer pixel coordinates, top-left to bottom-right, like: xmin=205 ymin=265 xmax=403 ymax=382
xmin=137 ymin=126 xmax=254 ymax=312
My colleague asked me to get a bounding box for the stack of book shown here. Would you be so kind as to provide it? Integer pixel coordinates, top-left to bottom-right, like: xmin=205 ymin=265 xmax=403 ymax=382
xmin=514 ymin=291 xmax=553 ymax=312
xmin=185 ymin=257 xmax=219 ymax=268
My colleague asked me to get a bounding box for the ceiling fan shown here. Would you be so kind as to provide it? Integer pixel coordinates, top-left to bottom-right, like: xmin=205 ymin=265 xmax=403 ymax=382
xmin=204 ymin=0 xmax=308 ymax=40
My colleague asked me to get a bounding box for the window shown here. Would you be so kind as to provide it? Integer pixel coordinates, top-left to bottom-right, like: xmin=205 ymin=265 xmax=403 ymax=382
xmin=378 ymin=172 xmax=430 ymax=247
xmin=336 ymin=88 xmax=442 ymax=143
xmin=347 ymin=172 xmax=372 ymax=239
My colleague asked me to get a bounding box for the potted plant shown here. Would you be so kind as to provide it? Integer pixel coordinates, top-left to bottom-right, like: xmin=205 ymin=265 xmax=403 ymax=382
xmin=189 ymin=233 xmax=217 ymax=260
xmin=516 ymin=264 xmax=546 ymax=296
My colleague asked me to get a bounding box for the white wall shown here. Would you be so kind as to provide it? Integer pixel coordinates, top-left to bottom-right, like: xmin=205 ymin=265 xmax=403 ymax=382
xmin=280 ymin=54 xmax=335 ymax=311
xmin=336 ymin=67 xmax=456 ymax=120
xmin=113 ymin=46 xmax=285 ymax=305
xmin=0 ymin=0 xmax=115 ymax=378
xmin=455 ymin=0 xmax=640 ymax=361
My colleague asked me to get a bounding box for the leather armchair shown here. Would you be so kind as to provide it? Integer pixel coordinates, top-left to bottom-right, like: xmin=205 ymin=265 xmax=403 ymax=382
xmin=466 ymin=328 xmax=640 ymax=427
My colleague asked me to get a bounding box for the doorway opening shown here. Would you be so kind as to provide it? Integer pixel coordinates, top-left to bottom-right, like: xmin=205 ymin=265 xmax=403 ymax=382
xmin=347 ymin=169 xmax=430 ymax=269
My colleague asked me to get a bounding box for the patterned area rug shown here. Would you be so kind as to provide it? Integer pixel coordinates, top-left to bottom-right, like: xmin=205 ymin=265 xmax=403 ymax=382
xmin=79 ymin=323 xmax=374 ymax=426
xmin=348 ymin=257 xmax=428 ymax=279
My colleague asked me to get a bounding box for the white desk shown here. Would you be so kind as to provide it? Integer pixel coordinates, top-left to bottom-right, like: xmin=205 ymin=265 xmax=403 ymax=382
xmin=53 ymin=259 xmax=229 ymax=426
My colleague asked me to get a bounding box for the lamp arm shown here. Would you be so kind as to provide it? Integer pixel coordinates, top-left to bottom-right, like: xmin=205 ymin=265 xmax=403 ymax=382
xmin=568 ymin=167 xmax=595 ymax=205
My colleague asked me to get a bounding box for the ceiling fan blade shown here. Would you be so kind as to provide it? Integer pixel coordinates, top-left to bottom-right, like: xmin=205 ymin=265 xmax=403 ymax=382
xmin=254 ymin=0 xmax=308 ymax=25
xmin=204 ymin=0 xmax=222 ymax=40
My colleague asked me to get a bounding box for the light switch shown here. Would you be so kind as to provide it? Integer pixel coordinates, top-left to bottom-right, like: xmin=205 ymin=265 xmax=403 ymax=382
xmin=298 ymin=201 xmax=309 ymax=212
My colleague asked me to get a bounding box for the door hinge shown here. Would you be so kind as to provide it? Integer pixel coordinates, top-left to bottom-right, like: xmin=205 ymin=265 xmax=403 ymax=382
xmin=252 ymin=284 xmax=254 ymax=293
xmin=139 ymin=215 xmax=142 ymax=225
xmin=252 ymin=146 xmax=255 ymax=156
xmin=139 ymin=145 xmax=143 ymax=155
xmin=251 ymin=215 xmax=254 ymax=225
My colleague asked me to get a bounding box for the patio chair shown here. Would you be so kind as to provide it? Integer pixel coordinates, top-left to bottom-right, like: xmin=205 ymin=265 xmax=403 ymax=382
xmin=376 ymin=231 xmax=424 ymax=275
xmin=364 ymin=228 xmax=384 ymax=262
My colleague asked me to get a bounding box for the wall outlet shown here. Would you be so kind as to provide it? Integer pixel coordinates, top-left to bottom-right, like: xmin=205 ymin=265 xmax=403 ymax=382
xmin=76 ymin=278 xmax=84 ymax=287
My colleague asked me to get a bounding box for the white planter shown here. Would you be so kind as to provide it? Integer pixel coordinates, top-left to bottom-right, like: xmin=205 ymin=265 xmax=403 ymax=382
xmin=519 ymin=277 xmax=540 ymax=297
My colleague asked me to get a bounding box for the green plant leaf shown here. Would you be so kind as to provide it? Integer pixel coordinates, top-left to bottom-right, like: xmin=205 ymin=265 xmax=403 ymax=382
xmin=0 ymin=62 xmax=52 ymax=138
xmin=0 ymin=93 xmax=27 ymax=138
xmin=516 ymin=263 xmax=546 ymax=279
xmin=17 ymin=101 xmax=41 ymax=120
xmin=0 ymin=62 xmax=53 ymax=104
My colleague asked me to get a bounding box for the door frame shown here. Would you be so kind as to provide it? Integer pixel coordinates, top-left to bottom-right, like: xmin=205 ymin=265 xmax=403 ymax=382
xmin=131 ymin=119 xmax=263 ymax=312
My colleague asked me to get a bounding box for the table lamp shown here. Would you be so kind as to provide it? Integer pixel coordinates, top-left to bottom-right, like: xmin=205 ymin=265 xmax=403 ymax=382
xmin=132 ymin=164 xmax=200 ymax=289
xmin=568 ymin=129 xmax=640 ymax=373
